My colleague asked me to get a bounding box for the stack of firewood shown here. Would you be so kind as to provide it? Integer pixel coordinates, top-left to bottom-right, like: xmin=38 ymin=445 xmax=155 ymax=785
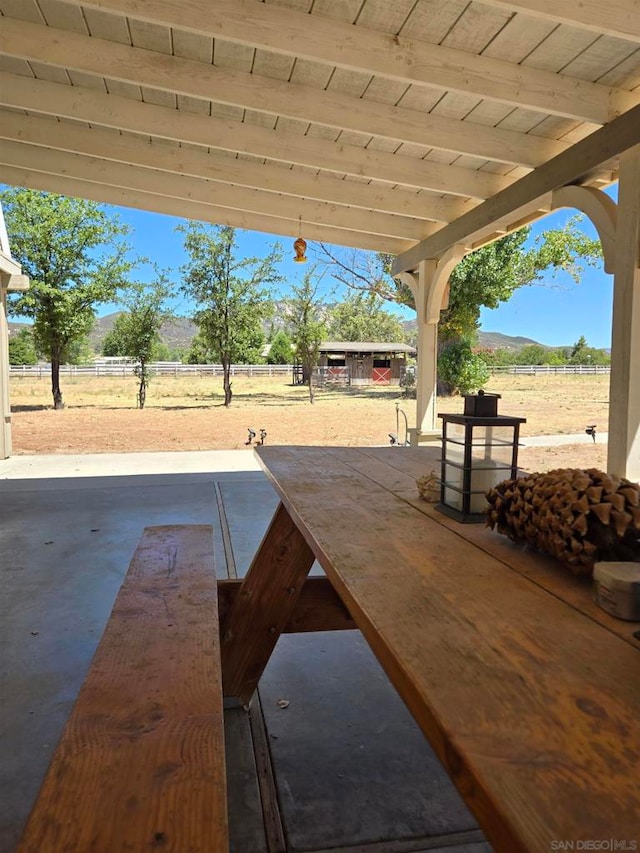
xmin=486 ymin=468 xmax=640 ymax=575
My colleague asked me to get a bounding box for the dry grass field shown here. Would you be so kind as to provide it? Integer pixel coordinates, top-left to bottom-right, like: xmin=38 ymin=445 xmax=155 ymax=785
xmin=9 ymin=372 xmax=610 ymax=472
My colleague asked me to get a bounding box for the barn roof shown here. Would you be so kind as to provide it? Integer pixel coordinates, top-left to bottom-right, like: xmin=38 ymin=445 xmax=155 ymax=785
xmin=321 ymin=342 xmax=416 ymax=355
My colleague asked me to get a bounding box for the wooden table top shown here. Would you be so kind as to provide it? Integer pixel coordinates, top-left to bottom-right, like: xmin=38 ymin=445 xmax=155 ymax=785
xmin=256 ymin=445 xmax=640 ymax=853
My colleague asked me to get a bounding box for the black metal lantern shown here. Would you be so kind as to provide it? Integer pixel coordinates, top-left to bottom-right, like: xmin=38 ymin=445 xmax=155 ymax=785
xmin=437 ymin=391 xmax=526 ymax=523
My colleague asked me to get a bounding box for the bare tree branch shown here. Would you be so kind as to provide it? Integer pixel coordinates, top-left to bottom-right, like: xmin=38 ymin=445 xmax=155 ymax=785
xmin=315 ymin=243 xmax=411 ymax=306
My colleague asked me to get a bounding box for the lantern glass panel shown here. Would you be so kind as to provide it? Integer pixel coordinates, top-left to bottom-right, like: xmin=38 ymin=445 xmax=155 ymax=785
xmin=442 ymin=460 xmax=505 ymax=514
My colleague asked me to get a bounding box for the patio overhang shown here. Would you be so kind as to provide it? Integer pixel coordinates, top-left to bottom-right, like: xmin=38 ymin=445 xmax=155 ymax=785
xmin=1 ymin=0 xmax=638 ymax=252
xmin=0 ymin=0 xmax=638 ymax=474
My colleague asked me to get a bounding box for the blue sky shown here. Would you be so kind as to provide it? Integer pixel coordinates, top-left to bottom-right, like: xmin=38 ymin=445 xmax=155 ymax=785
xmin=102 ymin=201 xmax=614 ymax=349
xmin=8 ymin=193 xmax=614 ymax=349
xmin=479 ymin=207 xmax=613 ymax=348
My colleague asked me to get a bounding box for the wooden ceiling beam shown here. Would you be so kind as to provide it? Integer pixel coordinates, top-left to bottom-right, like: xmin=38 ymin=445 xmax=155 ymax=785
xmin=0 ymin=19 xmax=567 ymax=167
xmin=0 ymin=141 xmax=436 ymax=241
xmin=0 ymin=73 xmax=513 ymax=200
xmin=478 ymin=0 xmax=640 ymax=44
xmin=56 ymin=0 xmax=637 ymax=123
xmin=0 ymin=165 xmax=411 ymax=255
xmin=0 ymin=111 xmax=473 ymax=223
xmin=392 ymin=104 xmax=640 ymax=272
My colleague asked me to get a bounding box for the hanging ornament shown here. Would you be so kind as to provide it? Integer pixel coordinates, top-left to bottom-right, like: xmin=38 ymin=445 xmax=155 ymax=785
xmin=293 ymin=216 xmax=308 ymax=262
xmin=293 ymin=236 xmax=308 ymax=263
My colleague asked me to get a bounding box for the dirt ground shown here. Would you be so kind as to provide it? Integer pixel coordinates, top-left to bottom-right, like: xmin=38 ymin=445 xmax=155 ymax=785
xmin=9 ymin=372 xmax=610 ymax=473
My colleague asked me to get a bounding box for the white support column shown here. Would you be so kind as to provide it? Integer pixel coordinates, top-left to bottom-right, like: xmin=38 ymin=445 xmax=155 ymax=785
xmin=414 ymin=260 xmax=440 ymax=443
xmin=0 ymin=281 xmax=11 ymax=459
xmin=0 ymin=202 xmax=29 ymax=460
xmin=397 ymin=253 xmax=470 ymax=446
xmin=608 ymin=145 xmax=640 ymax=481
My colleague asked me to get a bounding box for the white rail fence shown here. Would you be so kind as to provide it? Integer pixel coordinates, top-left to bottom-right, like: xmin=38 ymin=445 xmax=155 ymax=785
xmin=10 ymin=362 xmax=294 ymax=378
xmin=10 ymin=362 xmax=611 ymax=379
xmin=488 ymin=365 xmax=610 ymax=375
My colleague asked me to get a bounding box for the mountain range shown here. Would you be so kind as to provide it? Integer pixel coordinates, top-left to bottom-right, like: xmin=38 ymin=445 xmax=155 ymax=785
xmin=9 ymin=313 xmax=545 ymax=354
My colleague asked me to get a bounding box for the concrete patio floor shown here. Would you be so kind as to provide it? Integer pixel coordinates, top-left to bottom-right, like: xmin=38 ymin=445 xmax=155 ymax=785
xmin=0 ymin=450 xmax=490 ymax=853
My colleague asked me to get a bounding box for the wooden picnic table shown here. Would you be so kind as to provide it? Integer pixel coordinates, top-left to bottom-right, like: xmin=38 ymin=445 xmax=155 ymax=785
xmin=220 ymin=445 xmax=640 ymax=853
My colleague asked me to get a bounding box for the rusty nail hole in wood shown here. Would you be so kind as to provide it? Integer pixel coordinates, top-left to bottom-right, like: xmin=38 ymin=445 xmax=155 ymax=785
xmin=153 ymin=831 xmax=167 ymax=845
xmin=287 ymin=586 xmax=296 ymax=594
xmin=268 ymin=626 xmax=276 ymax=634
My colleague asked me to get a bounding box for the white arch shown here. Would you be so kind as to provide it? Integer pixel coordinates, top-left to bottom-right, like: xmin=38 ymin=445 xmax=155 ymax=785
xmin=551 ymin=185 xmax=617 ymax=274
xmin=424 ymin=244 xmax=469 ymax=323
xmin=394 ymin=270 xmax=418 ymax=304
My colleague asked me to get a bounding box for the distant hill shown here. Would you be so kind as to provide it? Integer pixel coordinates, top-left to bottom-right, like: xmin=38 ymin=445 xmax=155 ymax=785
xmin=89 ymin=313 xmax=197 ymax=353
xmin=477 ymin=331 xmax=541 ymax=350
xmin=89 ymin=303 xmax=322 ymax=354
xmin=401 ymin=319 xmax=543 ymax=351
xmin=7 ymin=321 xmax=30 ymax=337
xmin=18 ymin=311 xmax=548 ymax=355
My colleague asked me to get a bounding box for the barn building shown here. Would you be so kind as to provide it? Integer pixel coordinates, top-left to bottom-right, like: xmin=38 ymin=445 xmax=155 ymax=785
xmin=317 ymin=342 xmax=416 ymax=386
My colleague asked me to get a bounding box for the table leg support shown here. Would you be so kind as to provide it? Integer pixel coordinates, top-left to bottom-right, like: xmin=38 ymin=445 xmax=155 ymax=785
xmin=220 ymin=502 xmax=316 ymax=705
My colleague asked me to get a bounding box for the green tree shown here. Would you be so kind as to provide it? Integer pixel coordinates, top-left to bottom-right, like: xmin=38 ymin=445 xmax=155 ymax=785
xmin=153 ymin=342 xmax=183 ymax=362
xmin=567 ymin=336 xmax=610 ymax=366
xmin=102 ymin=314 xmax=129 ymax=357
xmin=477 ymin=347 xmax=518 ymax=367
xmin=320 ymin=217 xmax=602 ymax=393
xmin=326 ymin=291 xmax=404 ymax=342
xmin=65 ymin=335 xmax=95 ymax=365
xmin=1 ymin=188 xmax=131 ymax=408
xmin=286 ymin=269 xmax=326 ymax=403
xmin=111 ymin=276 xmax=173 ymax=408
xmin=544 ymin=349 xmax=568 ymax=366
xmin=517 ymin=344 xmax=549 ymax=365
xmin=582 ymin=347 xmax=610 ymax=366
xmin=569 ymin=335 xmax=588 ymax=363
xmin=267 ymin=330 xmax=294 ymax=364
xmin=179 ymin=223 xmax=281 ymax=406
xmin=8 ymin=327 xmax=38 ymax=365
xmin=185 ymin=330 xmax=213 ymax=364
xmin=438 ymin=340 xmax=490 ymax=395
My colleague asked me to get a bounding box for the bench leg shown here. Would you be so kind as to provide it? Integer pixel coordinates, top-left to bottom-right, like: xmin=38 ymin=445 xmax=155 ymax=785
xmin=220 ymin=502 xmax=315 ymax=705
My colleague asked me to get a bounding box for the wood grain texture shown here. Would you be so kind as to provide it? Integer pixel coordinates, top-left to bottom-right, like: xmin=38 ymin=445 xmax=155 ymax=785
xmin=0 ymin=73 xmax=514 ymax=197
xmin=1 ymin=18 xmax=566 ymax=167
xmin=220 ymin=502 xmax=316 ymax=704
xmin=217 ymin=577 xmax=356 ymax=634
xmin=0 ymin=165 xmax=412 ymax=255
xmin=0 ymin=111 xmax=470 ymax=222
xmin=52 ymin=0 xmax=634 ymax=123
xmin=18 ymin=525 xmax=228 ymax=853
xmin=254 ymin=446 xmax=640 ymax=853
xmin=0 ymin=140 xmax=431 ymax=241
xmin=352 ymin=446 xmax=640 ymax=647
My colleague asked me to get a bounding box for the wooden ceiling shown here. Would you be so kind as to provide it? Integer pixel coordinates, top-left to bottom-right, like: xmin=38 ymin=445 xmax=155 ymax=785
xmin=0 ymin=0 xmax=638 ymax=262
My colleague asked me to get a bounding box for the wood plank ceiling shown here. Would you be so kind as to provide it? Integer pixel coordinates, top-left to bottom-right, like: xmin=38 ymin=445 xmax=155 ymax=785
xmin=0 ymin=0 xmax=638 ymax=257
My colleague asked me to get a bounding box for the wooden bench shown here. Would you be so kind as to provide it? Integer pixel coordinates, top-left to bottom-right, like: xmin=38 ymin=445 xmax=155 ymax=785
xmin=19 ymin=525 xmax=228 ymax=853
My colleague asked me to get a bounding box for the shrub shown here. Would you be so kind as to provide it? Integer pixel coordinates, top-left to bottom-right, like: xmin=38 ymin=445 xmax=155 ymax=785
xmin=439 ymin=340 xmax=490 ymax=395
xmin=267 ymin=331 xmax=294 ymax=364
xmin=8 ymin=328 xmax=38 ymax=365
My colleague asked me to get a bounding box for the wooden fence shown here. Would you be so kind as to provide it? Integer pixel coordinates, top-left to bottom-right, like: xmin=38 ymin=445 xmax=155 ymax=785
xmin=10 ymin=362 xmax=611 ymax=379
xmin=9 ymin=362 xmax=294 ymax=379
xmin=488 ymin=365 xmax=610 ymax=375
